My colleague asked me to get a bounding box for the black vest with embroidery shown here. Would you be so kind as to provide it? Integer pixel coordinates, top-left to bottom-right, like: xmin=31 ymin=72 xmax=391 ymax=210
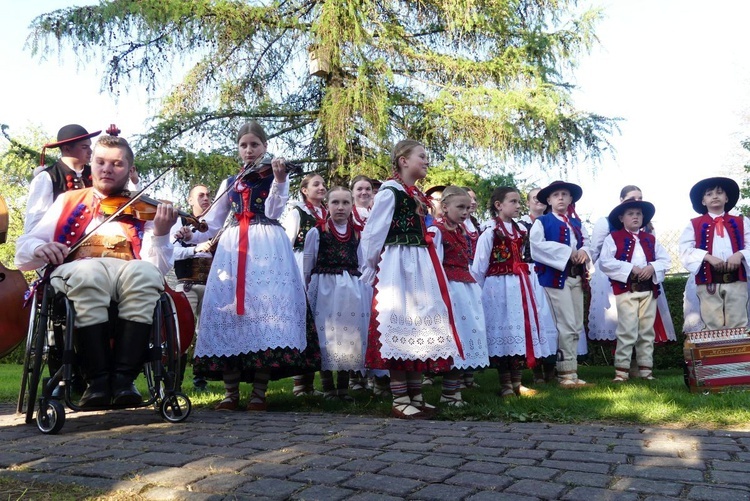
xmin=225 ymin=174 xmax=280 ymax=227
xmin=46 ymin=160 xmax=92 ymax=200
xmin=312 ymin=225 xmax=361 ymax=276
xmin=384 ymin=187 xmax=427 ymax=247
xmin=293 ymin=205 xmax=318 ymax=251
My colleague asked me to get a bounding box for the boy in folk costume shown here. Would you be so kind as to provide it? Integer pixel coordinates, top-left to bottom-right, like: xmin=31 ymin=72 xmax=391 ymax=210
xmin=599 ymin=199 xmax=671 ymax=381
xmin=529 ymin=180 xmax=593 ymax=387
xmin=679 ymin=177 xmax=750 ymax=330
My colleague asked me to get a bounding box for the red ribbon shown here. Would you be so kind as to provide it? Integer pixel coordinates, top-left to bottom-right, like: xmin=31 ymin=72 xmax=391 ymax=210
xmin=714 ymin=216 xmax=725 ymax=238
xmin=424 ymin=224 xmax=465 ymax=360
xmin=234 ymin=189 xmax=254 ymax=316
xmin=501 ymin=220 xmax=539 ymax=368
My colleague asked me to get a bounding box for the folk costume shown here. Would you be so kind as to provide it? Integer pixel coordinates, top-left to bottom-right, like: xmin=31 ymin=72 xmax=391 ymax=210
xmin=303 ymin=220 xmax=369 ymax=397
xmin=589 ymin=216 xmax=676 ymax=344
xmin=471 ymin=218 xmax=555 ymax=395
xmin=15 ymin=187 xmax=172 ymax=407
xmin=360 ymin=179 xmax=462 ymax=372
xmin=283 ymin=201 xmax=327 ymax=281
xmin=24 ymin=125 xmax=102 ymax=233
xmin=192 ymin=170 xmax=320 ymax=408
xmin=680 ymin=177 xmax=750 ymax=331
xmin=428 ymin=220 xmax=489 ymax=371
xmin=529 ymin=180 xmax=592 ymax=386
xmin=352 ymin=205 xmax=371 ymax=232
xmin=599 ymin=200 xmax=671 ymax=381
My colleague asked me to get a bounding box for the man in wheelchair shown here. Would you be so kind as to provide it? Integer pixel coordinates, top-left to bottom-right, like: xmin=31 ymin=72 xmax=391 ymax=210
xmin=15 ymin=134 xmax=178 ymax=408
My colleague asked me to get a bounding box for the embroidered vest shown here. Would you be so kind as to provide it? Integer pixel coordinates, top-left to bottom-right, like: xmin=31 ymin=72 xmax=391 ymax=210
xmin=290 ymin=205 xmax=318 ymax=251
xmin=53 ymin=188 xmax=143 ymax=261
xmin=312 ymin=224 xmax=361 ymax=276
xmin=463 ymin=217 xmax=480 ymax=261
xmin=383 ymin=187 xmax=427 ymax=247
xmin=487 ymin=223 xmax=526 ymax=277
xmin=226 ymin=174 xmax=279 ymax=226
xmin=433 ymin=221 xmax=475 ymax=283
xmin=518 ymin=218 xmax=534 ymax=263
xmin=535 ymin=213 xmax=584 ymax=289
xmin=691 ymin=213 xmax=747 ymax=284
xmin=609 ymin=229 xmax=660 ymax=296
xmin=45 ymin=160 xmax=92 ymax=200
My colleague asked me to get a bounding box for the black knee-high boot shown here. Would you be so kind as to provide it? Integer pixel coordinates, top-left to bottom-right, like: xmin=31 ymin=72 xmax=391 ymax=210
xmin=112 ymin=319 xmax=150 ymax=406
xmin=75 ymin=323 xmax=112 ymax=408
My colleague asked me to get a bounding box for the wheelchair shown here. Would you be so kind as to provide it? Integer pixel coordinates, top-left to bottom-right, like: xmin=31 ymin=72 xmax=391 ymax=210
xmin=17 ymin=282 xmax=192 ymax=434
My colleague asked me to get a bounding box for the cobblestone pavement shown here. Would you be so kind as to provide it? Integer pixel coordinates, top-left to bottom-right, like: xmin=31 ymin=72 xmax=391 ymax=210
xmin=2 ymin=403 xmax=750 ymax=500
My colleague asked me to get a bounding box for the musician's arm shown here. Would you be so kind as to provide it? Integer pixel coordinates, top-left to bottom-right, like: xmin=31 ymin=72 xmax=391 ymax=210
xmin=15 ymin=195 xmax=65 ymax=271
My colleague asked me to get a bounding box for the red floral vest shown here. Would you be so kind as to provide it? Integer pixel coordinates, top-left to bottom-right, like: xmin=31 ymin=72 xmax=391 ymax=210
xmin=433 ymin=221 xmax=475 ymax=283
xmin=691 ymin=213 xmax=746 ymax=284
xmin=487 ymin=221 xmax=526 ymax=277
xmin=609 ymin=229 xmax=659 ymax=296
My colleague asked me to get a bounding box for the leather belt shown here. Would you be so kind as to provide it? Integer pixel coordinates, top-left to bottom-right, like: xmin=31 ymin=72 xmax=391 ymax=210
xmin=711 ymin=268 xmax=739 ymax=284
xmin=67 ymin=235 xmax=133 ymax=261
xmin=629 ymin=281 xmax=653 ymax=293
xmin=567 ymin=263 xmax=584 ymax=278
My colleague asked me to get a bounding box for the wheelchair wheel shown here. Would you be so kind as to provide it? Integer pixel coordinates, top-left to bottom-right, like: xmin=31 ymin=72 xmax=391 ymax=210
xmin=160 ymin=392 xmax=191 ymax=423
xmin=19 ymin=292 xmax=48 ymax=424
xmin=36 ymin=399 xmax=65 ymax=434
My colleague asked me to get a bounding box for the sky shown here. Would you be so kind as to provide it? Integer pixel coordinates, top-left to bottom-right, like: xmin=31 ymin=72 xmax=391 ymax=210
xmin=1 ymin=0 xmax=750 ymax=236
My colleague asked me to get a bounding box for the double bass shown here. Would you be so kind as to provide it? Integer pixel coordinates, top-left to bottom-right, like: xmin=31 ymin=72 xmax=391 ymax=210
xmin=0 ymin=194 xmax=30 ymax=358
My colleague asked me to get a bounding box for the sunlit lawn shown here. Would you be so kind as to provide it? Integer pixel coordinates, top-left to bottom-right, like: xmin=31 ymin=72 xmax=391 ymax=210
xmin=3 ymin=363 xmax=750 ymax=429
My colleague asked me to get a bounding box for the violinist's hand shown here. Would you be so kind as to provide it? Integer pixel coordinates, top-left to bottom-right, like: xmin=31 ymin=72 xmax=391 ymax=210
xmin=34 ymin=242 xmax=69 ymax=266
xmin=195 ymin=241 xmax=214 ymax=254
xmin=173 ymin=225 xmax=194 ymax=242
xmin=153 ymin=203 xmax=179 ymax=236
xmin=271 ymin=157 xmax=287 ymax=183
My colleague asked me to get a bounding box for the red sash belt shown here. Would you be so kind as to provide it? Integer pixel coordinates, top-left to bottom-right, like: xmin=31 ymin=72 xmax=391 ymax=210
xmin=512 ymin=262 xmax=539 ymax=368
xmin=235 ymin=190 xmax=254 ymax=315
xmin=424 ymin=231 xmax=464 ymax=360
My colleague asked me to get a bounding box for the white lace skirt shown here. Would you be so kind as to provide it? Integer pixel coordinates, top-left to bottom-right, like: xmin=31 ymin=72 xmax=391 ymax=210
xmin=195 ymin=224 xmax=308 ymax=358
xmin=447 ymin=280 xmax=489 ymax=370
xmin=373 ymin=245 xmax=460 ymax=361
xmin=308 ymin=272 xmax=369 ymax=371
xmin=482 ymin=274 xmax=555 ymax=359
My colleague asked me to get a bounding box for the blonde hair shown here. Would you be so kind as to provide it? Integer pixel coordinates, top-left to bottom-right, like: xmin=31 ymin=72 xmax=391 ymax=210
xmin=94 ymin=135 xmax=134 ymax=166
xmin=391 ymin=140 xmax=422 ymax=173
xmin=325 ymin=185 xmax=352 ymax=203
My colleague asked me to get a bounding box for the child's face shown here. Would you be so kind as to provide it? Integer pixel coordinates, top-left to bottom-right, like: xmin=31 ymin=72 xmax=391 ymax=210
xmin=443 ymin=195 xmax=471 ymax=225
xmin=466 ymin=190 xmax=477 ymax=214
xmin=399 ymin=146 xmax=429 ymax=180
xmin=528 ymin=188 xmax=546 ymax=214
xmin=302 ymin=175 xmax=327 ymax=204
xmin=619 ymin=208 xmax=643 ymax=233
xmin=547 ymin=189 xmax=572 ymax=214
xmin=352 ymin=180 xmax=373 ymax=208
xmin=702 ymin=186 xmax=728 ymax=213
xmin=328 ymin=190 xmax=353 ymax=224
xmin=495 ymin=191 xmax=521 ymax=219
xmin=238 ymin=133 xmax=267 ymax=165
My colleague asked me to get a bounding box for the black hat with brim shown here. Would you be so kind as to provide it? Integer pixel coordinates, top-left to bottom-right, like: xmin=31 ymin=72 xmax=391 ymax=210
xmin=608 ymin=199 xmax=656 ymax=230
xmin=425 ymin=185 xmax=447 ymax=198
xmin=537 ymin=180 xmax=583 ymax=209
xmin=689 ymin=177 xmax=739 ymax=214
xmin=45 ymin=124 xmax=101 ymax=148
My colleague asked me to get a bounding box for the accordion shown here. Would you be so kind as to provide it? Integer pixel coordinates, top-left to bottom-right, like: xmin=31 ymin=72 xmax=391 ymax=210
xmin=683 ymin=328 xmax=750 ymax=393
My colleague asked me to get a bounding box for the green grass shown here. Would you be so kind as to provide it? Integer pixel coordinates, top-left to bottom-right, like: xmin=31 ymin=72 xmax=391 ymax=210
xmin=5 ymin=364 xmax=750 ymax=429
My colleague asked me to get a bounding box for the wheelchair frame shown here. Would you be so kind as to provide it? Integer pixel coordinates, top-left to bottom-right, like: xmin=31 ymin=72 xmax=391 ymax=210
xmin=17 ymin=283 xmax=192 ymax=434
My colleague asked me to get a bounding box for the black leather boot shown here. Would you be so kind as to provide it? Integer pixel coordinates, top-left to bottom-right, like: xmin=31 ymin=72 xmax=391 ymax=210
xmin=111 ymin=319 xmax=150 ymax=406
xmin=74 ymin=323 xmax=112 ymax=408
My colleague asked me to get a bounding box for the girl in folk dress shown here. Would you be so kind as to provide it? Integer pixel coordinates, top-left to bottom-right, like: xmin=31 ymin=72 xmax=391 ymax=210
xmin=471 ymin=187 xmax=555 ymax=397
xmin=282 ymin=173 xmax=328 ymax=396
xmin=361 ymin=139 xmax=462 ymax=419
xmin=589 ymin=185 xmax=676 ymax=372
xmin=351 ymin=175 xmax=374 ymax=232
xmin=460 ymin=186 xmax=482 ymax=389
xmin=193 ymin=121 xmax=320 ymax=411
xmin=428 ymin=186 xmax=490 ymax=407
xmin=303 ymin=187 xmax=369 ymax=400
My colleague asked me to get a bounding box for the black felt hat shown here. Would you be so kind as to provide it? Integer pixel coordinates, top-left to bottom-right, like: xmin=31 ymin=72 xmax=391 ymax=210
xmin=425 ymin=185 xmax=447 ymax=198
xmin=45 ymin=124 xmax=102 ymax=148
xmin=537 ymin=180 xmax=583 ymax=208
xmin=608 ymin=198 xmax=656 ymax=230
xmin=688 ymin=177 xmax=739 ymax=214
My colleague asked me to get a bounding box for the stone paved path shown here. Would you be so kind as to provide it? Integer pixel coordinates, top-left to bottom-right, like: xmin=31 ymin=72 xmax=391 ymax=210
xmin=2 ymin=403 xmax=750 ymax=500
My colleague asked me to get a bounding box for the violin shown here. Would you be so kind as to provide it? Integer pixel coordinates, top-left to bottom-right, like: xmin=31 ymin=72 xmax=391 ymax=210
xmin=241 ymin=154 xmax=303 ymax=183
xmin=100 ymin=192 xmax=209 ymax=233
